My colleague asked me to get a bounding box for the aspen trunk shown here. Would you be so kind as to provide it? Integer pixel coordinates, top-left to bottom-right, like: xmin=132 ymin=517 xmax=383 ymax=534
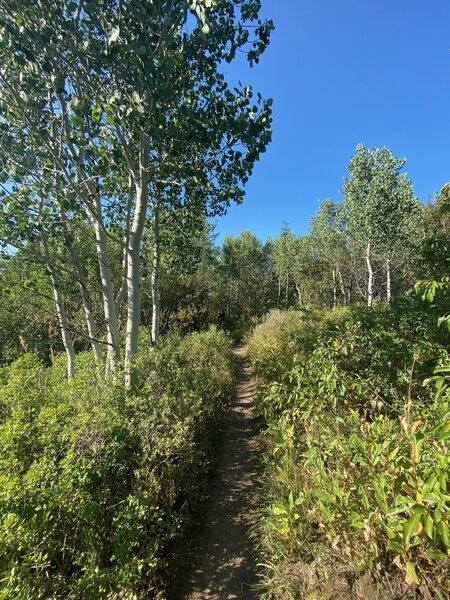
xmin=366 ymin=240 xmax=374 ymax=308
xmin=125 ymin=134 xmax=149 ymax=388
xmin=332 ymin=268 xmax=337 ymax=309
xmin=90 ymin=197 xmax=120 ymax=374
xmin=151 ymin=199 xmax=160 ymax=346
xmin=295 ymin=282 xmax=303 ymax=307
xmin=115 ymin=176 xmax=133 ymax=313
xmin=386 ymin=255 xmax=392 ymax=303
xmin=41 ymin=233 xmax=76 ymax=379
xmin=337 ymin=266 xmax=346 ymax=304
xmin=70 ymin=252 xmax=102 ymax=362
xmin=285 ymin=273 xmax=289 ymax=307
xmin=61 ymin=217 xmax=102 ymax=362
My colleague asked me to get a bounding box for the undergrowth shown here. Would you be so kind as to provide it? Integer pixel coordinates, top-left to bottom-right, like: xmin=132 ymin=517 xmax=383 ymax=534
xmin=0 ymin=327 xmax=233 ymax=599
xmin=248 ymin=306 xmax=450 ymax=599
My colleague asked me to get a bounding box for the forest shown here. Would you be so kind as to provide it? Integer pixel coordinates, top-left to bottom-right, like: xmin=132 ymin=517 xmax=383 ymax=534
xmin=0 ymin=1 xmax=449 ymax=599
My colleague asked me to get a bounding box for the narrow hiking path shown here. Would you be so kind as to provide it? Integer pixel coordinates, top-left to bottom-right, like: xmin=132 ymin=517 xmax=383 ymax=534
xmin=166 ymin=346 xmax=261 ymax=600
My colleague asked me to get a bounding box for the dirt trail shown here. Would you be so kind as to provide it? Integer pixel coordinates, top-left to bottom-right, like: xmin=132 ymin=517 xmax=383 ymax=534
xmin=166 ymin=346 xmax=261 ymax=599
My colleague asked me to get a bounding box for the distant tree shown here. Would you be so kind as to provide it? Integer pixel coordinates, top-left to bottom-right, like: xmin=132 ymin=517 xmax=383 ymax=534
xmin=220 ymin=231 xmax=274 ymax=324
xmin=420 ymin=183 xmax=450 ymax=279
xmin=343 ymin=145 xmax=422 ymax=306
xmin=271 ymin=222 xmax=296 ymax=307
xmin=310 ymin=199 xmax=349 ymax=308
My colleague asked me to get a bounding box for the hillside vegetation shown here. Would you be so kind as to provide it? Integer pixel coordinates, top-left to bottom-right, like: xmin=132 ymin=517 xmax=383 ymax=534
xmin=248 ymin=306 xmax=450 ymax=599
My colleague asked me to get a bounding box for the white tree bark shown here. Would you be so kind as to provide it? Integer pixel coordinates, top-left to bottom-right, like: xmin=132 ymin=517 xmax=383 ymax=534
xmin=332 ymin=268 xmax=337 ymax=309
xmin=366 ymin=240 xmax=374 ymax=308
xmin=44 ymin=93 xmax=119 ymax=371
xmin=295 ymin=282 xmax=303 ymax=308
xmin=41 ymin=232 xmax=76 ymax=379
xmin=125 ymin=133 xmax=149 ymax=388
xmin=337 ymin=266 xmax=346 ymax=304
xmin=285 ymin=273 xmax=289 ymax=307
xmin=115 ymin=176 xmax=133 ymax=313
xmin=151 ymin=198 xmax=160 ymax=346
xmin=386 ymin=254 xmax=392 ymax=303
xmin=90 ymin=196 xmax=120 ymax=374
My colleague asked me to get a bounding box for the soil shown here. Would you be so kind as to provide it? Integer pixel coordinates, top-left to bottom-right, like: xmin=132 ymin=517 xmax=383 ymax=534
xmin=165 ymin=346 xmax=261 ymax=600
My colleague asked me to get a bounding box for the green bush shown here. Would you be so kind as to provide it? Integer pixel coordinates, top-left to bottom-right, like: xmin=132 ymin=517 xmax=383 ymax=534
xmin=249 ymin=307 xmax=450 ymax=599
xmin=0 ymin=327 xmax=233 ymax=599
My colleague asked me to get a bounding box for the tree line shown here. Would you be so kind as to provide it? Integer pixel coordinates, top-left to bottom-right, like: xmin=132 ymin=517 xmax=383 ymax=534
xmin=207 ymin=146 xmax=447 ymax=331
xmin=2 ymin=135 xmax=448 ymax=371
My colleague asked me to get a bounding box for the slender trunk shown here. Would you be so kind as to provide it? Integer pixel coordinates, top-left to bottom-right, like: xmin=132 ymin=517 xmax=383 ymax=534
xmin=332 ymin=268 xmax=337 ymax=309
xmin=52 ymin=94 xmax=117 ymax=370
xmin=61 ymin=216 xmax=102 ymax=362
xmin=386 ymin=255 xmax=392 ymax=303
xmin=90 ymin=198 xmax=120 ymax=374
xmin=285 ymin=273 xmax=289 ymax=307
xmin=337 ymin=266 xmax=346 ymax=305
xmin=125 ymin=133 xmax=149 ymax=388
xmin=71 ymin=253 xmax=102 ymax=362
xmin=295 ymin=282 xmax=303 ymax=307
xmin=366 ymin=240 xmax=373 ymax=308
xmin=41 ymin=233 xmax=76 ymax=379
xmin=151 ymin=198 xmax=160 ymax=345
xmin=278 ymin=276 xmax=281 ymax=306
xmin=115 ymin=176 xmax=133 ymax=313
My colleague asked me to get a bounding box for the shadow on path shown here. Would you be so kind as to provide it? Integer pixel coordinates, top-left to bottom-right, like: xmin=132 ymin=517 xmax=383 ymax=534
xmin=166 ymin=346 xmax=261 ymax=600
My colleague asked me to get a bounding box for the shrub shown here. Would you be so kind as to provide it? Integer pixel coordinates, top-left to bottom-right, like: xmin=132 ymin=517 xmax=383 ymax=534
xmin=249 ymin=307 xmax=450 ymax=599
xmin=0 ymin=327 xmax=233 ymax=599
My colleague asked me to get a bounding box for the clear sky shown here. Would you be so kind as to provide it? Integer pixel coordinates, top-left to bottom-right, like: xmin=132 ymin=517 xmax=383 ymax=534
xmin=214 ymin=0 xmax=450 ymax=242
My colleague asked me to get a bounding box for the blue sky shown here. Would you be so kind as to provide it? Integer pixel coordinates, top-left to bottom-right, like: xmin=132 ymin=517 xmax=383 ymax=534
xmin=214 ymin=0 xmax=450 ymax=242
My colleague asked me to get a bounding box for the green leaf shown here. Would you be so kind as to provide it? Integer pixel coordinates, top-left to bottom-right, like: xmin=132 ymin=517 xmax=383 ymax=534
xmin=422 ymin=492 xmax=441 ymax=504
xmin=425 ymin=547 xmax=447 ymax=560
xmin=373 ymin=482 xmax=388 ymax=513
xmin=440 ymin=521 xmax=450 ymax=549
xmin=315 ymin=490 xmax=334 ymax=503
xmin=386 ymin=502 xmax=415 ymax=517
xmin=423 ymin=513 xmax=433 ymax=539
xmin=403 ymin=511 xmax=422 ymax=546
xmin=405 ymin=561 xmax=420 ymax=585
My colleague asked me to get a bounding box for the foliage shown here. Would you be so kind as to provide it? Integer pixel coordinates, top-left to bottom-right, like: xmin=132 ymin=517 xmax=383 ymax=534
xmin=218 ymin=231 xmax=278 ymax=339
xmin=343 ymin=144 xmax=423 ymax=305
xmin=249 ymin=306 xmax=450 ymax=599
xmin=0 ymin=0 xmax=273 ymax=378
xmin=0 ymin=328 xmax=233 ymax=599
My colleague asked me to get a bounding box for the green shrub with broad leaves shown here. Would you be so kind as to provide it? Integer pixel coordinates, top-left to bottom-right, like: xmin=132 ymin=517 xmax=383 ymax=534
xmin=0 ymin=327 xmax=233 ymax=599
xmin=249 ymin=306 xmax=450 ymax=599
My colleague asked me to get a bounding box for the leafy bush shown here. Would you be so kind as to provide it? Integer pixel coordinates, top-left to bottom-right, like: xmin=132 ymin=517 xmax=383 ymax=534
xmin=249 ymin=307 xmax=450 ymax=599
xmin=0 ymin=327 xmax=233 ymax=599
